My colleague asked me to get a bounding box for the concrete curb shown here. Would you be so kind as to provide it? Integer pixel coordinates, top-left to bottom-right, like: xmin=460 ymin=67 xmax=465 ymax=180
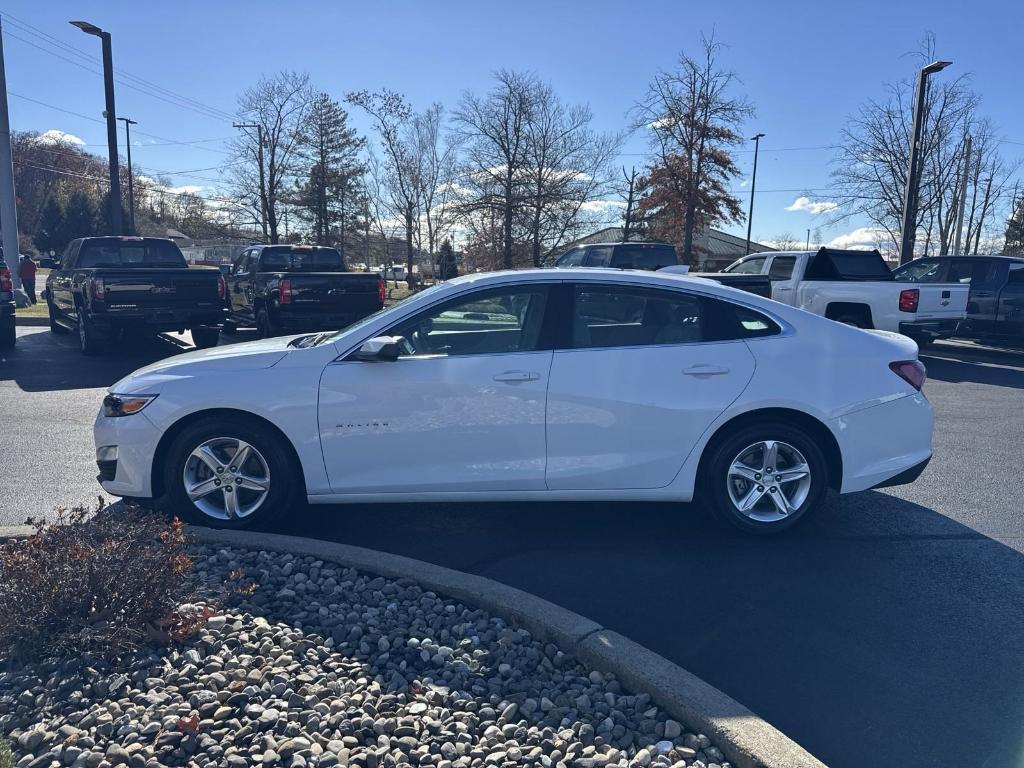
xmin=0 ymin=524 xmax=824 ymax=768
xmin=14 ymin=316 xmax=49 ymax=326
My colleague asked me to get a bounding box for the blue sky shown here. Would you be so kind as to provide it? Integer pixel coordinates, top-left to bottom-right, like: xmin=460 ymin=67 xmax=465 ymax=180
xmin=2 ymin=0 xmax=1021 ymax=247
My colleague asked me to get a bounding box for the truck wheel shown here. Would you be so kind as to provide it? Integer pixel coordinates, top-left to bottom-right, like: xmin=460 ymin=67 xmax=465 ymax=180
xmin=77 ymin=309 xmax=104 ymax=355
xmin=221 ymin=319 xmax=238 ymax=335
xmin=47 ymin=298 xmax=70 ymax=335
xmin=834 ymin=314 xmax=867 ymax=329
xmin=0 ymin=320 xmax=14 ymax=350
xmin=191 ymin=326 xmax=221 ymax=349
xmin=256 ymin=309 xmax=279 ymax=339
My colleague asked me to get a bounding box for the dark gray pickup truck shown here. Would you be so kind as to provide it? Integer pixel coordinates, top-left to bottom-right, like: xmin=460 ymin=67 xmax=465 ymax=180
xmin=45 ymin=236 xmax=226 ymax=355
xmin=224 ymin=244 xmax=385 ymax=338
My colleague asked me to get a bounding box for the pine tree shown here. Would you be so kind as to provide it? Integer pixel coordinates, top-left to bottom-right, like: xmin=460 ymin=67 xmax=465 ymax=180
xmin=1005 ymin=195 xmax=1024 ymax=255
xmin=293 ymin=94 xmax=365 ymax=253
xmin=437 ymin=238 xmax=458 ymax=280
xmin=34 ymin=197 xmax=66 ymax=255
xmin=62 ymin=192 xmax=98 ymax=242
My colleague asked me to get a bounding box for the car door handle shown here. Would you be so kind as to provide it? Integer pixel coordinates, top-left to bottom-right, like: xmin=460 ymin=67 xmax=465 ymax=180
xmin=493 ymin=371 xmax=540 ymax=383
xmin=683 ymin=365 xmax=730 ymax=377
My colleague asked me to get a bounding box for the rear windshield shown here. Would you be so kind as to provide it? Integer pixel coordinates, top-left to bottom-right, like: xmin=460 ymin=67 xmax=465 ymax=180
xmin=805 ymin=249 xmax=893 ymax=281
xmin=259 ymin=247 xmax=345 ymax=271
xmin=614 ymin=243 xmax=677 ymax=269
xmin=77 ymin=240 xmax=187 ymax=269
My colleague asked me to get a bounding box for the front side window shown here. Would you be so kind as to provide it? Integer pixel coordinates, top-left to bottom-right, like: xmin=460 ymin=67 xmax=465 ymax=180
xmin=892 ymin=260 xmax=943 ymax=282
xmin=572 ymin=285 xmax=705 ymax=348
xmin=585 ymin=245 xmax=615 ymax=267
xmin=947 ymin=258 xmax=996 ymax=285
xmin=723 ymin=256 xmax=767 ymax=274
xmin=388 ymin=285 xmax=550 ymax=357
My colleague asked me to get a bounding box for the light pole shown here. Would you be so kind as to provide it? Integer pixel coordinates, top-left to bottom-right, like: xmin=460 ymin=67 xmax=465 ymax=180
xmin=745 ymin=133 xmax=765 ymax=255
xmin=71 ymin=20 xmax=122 ymax=235
xmin=117 ymin=117 xmax=137 ymax=234
xmin=233 ymin=122 xmax=267 ymax=242
xmin=898 ymin=59 xmax=952 ymax=264
xmin=0 ymin=17 xmax=24 ymax=300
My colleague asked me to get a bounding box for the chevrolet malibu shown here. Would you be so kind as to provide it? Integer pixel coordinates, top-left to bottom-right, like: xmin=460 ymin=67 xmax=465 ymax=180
xmin=95 ymin=268 xmax=933 ymax=534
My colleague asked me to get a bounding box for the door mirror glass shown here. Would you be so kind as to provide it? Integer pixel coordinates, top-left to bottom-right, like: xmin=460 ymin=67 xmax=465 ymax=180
xmin=351 ymin=336 xmax=406 ymax=362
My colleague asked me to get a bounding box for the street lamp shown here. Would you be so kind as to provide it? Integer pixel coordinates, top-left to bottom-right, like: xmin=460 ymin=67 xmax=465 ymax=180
xmin=70 ymin=20 xmax=122 ymax=235
xmin=745 ymin=132 xmax=765 ymax=255
xmin=898 ymin=59 xmax=952 ymax=264
xmin=117 ymin=117 xmax=137 ymax=234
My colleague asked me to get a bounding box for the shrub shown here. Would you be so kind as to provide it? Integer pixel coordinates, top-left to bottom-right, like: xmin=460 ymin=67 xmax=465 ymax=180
xmin=0 ymin=500 xmax=195 ymax=661
xmin=0 ymin=740 xmax=12 ymax=768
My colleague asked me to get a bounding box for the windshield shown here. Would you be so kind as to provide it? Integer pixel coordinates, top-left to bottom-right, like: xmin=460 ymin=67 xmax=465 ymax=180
xmin=77 ymin=240 xmax=187 ymax=269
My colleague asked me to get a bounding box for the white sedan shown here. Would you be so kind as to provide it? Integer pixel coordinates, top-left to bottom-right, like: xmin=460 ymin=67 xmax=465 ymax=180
xmin=95 ymin=268 xmax=934 ymax=534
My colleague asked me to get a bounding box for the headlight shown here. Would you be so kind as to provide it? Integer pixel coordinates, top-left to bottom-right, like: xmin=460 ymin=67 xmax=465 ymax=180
xmin=102 ymin=393 xmax=157 ymax=417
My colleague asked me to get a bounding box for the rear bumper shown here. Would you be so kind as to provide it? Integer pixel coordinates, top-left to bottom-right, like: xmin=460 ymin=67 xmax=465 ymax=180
xmin=899 ymin=319 xmax=959 ymax=339
xmin=92 ymin=307 xmax=226 ymax=331
xmin=870 ymin=454 xmax=931 ymax=489
xmin=829 ymin=392 xmax=934 ymax=493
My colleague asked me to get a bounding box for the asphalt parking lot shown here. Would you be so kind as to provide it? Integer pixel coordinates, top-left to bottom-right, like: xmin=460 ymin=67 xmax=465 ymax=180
xmin=2 ymin=325 xmax=1023 ymax=768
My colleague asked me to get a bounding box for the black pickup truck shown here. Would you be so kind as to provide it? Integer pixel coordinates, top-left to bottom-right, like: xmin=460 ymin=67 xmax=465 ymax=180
xmin=552 ymin=240 xmax=773 ymax=298
xmin=0 ymin=256 xmax=15 ymax=349
xmin=893 ymin=255 xmax=1024 ymax=344
xmin=224 ymin=244 xmax=385 ymax=337
xmin=45 ymin=236 xmax=226 ymax=355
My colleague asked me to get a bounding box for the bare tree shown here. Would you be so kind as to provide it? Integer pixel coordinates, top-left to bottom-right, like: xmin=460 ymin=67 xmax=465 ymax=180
xmin=621 ymin=167 xmax=638 ymax=241
xmin=632 ymin=35 xmax=753 ymax=264
xmin=770 ymin=232 xmax=802 ymax=251
xmin=230 ymin=71 xmax=313 ymax=243
xmin=409 ymin=103 xmax=461 ymax=259
xmin=347 ymin=89 xmax=421 ymax=286
xmin=453 ymin=69 xmax=537 ymax=269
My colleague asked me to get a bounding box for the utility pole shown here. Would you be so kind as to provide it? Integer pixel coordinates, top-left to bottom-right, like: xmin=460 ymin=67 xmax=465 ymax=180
xmin=745 ymin=133 xmax=765 ymax=255
xmin=117 ymin=117 xmax=137 ymax=234
xmin=234 ymin=122 xmax=267 ymax=242
xmin=71 ymin=21 xmax=122 ymax=235
xmin=806 ymin=229 xmax=811 ymax=251
xmin=898 ymin=60 xmax=952 ymax=264
xmin=0 ymin=17 xmax=25 ymax=299
xmin=952 ymin=133 xmax=972 ymax=256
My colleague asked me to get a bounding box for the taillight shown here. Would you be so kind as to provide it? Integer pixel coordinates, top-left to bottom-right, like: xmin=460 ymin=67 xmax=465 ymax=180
xmin=92 ymin=277 xmax=106 ymax=301
xmin=890 ymin=360 xmax=926 ymax=391
xmin=0 ymin=268 xmax=11 ymax=292
xmin=378 ymin=277 xmax=386 ymax=305
xmin=217 ymin=275 xmax=226 ymax=300
xmin=279 ymin=278 xmax=292 ymax=305
xmin=898 ymin=288 xmax=919 ymax=313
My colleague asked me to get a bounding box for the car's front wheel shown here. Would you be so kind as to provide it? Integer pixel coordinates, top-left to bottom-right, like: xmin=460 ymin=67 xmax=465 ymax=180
xmin=190 ymin=325 xmax=220 ymax=349
xmin=704 ymin=421 xmax=829 ymax=535
xmin=164 ymin=417 xmax=295 ymax=529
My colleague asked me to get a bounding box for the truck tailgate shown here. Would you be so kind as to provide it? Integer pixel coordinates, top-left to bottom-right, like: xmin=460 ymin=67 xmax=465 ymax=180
xmin=99 ymin=268 xmax=221 ymax=309
xmin=916 ymin=282 xmax=969 ymax=319
xmin=287 ymin=273 xmax=381 ymax=313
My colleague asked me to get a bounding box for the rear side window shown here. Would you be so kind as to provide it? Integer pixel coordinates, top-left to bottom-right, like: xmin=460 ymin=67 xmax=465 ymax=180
xmin=584 ymin=245 xmax=615 ymax=267
xmin=572 ymin=284 xmax=704 ymax=348
xmin=947 ymin=258 xmax=996 ymax=285
xmin=77 ymin=239 xmax=187 ymax=269
xmin=768 ymin=256 xmax=797 ymax=278
xmin=1006 ymin=264 xmax=1024 ymax=284
xmin=614 ymin=243 xmax=677 ymax=270
xmin=555 ymin=248 xmax=586 ymax=267
xmin=724 ymin=256 xmax=767 ymax=274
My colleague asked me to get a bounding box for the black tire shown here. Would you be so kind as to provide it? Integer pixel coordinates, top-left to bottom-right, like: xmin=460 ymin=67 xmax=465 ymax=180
xmin=703 ymin=420 xmax=829 ymax=535
xmin=77 ymin=307 xmax=104 ymax=355
xmin=163 ymin=416 xmax=295 ymax=529
xmin=907 ymin=333 xmax=934 ymax=349
xmin=256 ymin=308 xmax=279 ymax=339
xmin=0 ymin=320 xmax=14 ymax=350
xmin=48 ymin=298 xmax=70 ymax=335
xmin=834 ymin=314 xmax=867 ymax=329
xmin=221 ymin=319 xmax=238 ymax=335
xmin=191 ymin=325 xmax=220 ymax=349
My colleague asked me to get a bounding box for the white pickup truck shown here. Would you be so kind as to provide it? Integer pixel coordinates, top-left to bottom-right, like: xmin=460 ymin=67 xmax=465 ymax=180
xmin=722 ymin=248 xmax=969 ymax=345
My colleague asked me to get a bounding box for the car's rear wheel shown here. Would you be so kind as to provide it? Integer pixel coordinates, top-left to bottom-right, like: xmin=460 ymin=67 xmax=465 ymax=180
xmin=77 ymin=308 xmax=104 ymax=355
xmin=164 ymin=417 xmax=294 ymax=529
xmin=191 ymin=325 xmax=220 ymax=349
xmin=704 ymin=421 xmax=829 ymax=535
xmin=0 ymin=319 xmax=14 ymax=349
xmin=256 ymin=309 xmax=279 ymax=339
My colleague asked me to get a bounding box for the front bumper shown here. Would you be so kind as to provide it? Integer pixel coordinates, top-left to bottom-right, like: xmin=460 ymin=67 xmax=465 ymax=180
xmin=93 ymin=408 xmax=163 ymax=498
xmin=829 ymin=392 xmax=935 ymax=493
xmin=899 ymin=319 xmax=959 ymax=340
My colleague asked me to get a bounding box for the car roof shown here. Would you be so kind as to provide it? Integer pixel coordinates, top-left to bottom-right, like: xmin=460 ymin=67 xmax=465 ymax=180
xmin=902 ymin=254 xmax=1024 ymax=263
xmin=575 ymin=241 xmax=675 ymax=248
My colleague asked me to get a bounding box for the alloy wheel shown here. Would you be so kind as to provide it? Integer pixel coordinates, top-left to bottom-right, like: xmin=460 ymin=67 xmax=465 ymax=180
xmin=726 ymin=440 xmax=812 ymax=523
xmin=182 ymin=437 xmax=271 ymax=520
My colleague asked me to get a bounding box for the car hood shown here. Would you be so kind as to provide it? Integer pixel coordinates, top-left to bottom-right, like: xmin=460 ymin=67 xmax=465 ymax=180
xmin=110 ymin=335 xmax=301 ymax=392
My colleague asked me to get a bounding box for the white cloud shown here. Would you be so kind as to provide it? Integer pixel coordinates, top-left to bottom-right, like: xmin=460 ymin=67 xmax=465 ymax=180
xmin=164 ymin=185 xmax=204 ymax=196
xmin=34 ymin=129 xmax=85 ymax=146
xmin=785 ymin=196 xmax=838 ymax=215
xmin=827 ymin=227 xmax=889 ymax=250
xmin=580 ymin=199 xmax=626 ymax=214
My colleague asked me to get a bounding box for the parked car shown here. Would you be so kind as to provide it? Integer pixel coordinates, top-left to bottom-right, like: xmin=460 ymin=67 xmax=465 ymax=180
xmin=45 ymin=237 xmax=226 ymax=355
xmin=95 ymin=268 xmax=934 ymax=535
xmin=37 ymin=256 xmax=59 ymax=269
xmin=892 ymin=255 xmax=1024 ymax=345
xmin=553 ymin=240 xmax=773 ymax=297
xmin=0 ymin=257 xmax=15 ymax=349
xmin=224 ymin=244 xmax=385 ymax=338
xmin=722 ymin=248 xmax=970 ymax=345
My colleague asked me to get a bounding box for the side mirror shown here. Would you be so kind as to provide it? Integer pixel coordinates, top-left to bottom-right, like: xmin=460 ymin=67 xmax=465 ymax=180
xmin=351 ymin=335 xmax=405 ymax=362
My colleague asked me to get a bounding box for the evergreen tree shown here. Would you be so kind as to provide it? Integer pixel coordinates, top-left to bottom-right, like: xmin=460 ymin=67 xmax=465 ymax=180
xmin=293 ymin=93 xmax=365 ymax=253
xmin=95 ymin=194 xmax=128 ymax=236
xmin=1005 ymin=195 xmax=1024 ymax=255
xmin=437 ymin=238 xmax=459 ymax=280
xmin=62 ymin=192 xmax=97 ymax=242
xmin=34 ymin=197 xmax=66 ymax=255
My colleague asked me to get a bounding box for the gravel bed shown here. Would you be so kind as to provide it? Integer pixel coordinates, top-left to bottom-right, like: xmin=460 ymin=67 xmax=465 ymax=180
xmin=1 ymin=545 xmax=730 ymax=768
